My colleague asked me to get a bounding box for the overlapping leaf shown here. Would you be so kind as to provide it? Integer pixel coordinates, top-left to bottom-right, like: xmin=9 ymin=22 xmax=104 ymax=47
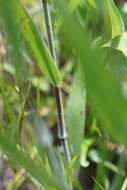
xmin=55 ymin=0 xmax=127 ymax=146
xmin=0 ymin=0 xmax=61 ymax=86
xmin=103 ymin=32 xmax=127 ymax=58
xmin=97 ymin=0 xmax=125 ymax=40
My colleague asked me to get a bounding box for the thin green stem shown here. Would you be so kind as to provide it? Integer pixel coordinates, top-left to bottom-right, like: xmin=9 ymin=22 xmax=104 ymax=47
xmin=42 ymin=0 xmax=71 ymax=163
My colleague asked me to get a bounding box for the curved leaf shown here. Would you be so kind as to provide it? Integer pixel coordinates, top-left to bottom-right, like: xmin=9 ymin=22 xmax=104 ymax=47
xmin=97 ymin=0 xmax=125 ymax=40
xmin=103 ymin=32 xmax=127 ymax=58
xmin=0 ymin=0 xmax=61 ymax=86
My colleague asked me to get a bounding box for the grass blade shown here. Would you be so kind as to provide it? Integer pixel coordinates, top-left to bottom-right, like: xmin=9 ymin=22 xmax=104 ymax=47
xmin=65 ymin=65 xmax=86 ymax=157
xmin=0 ymin=0 xmax=61 ymax=86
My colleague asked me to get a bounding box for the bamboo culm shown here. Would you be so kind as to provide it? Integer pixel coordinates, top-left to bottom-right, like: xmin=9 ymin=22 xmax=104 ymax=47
xmin=42 ymin=0 xmax=71 ymax=163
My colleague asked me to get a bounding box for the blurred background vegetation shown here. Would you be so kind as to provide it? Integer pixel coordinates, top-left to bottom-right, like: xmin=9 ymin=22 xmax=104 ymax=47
xmin=1 ymin=0 xmax=127 ymax=190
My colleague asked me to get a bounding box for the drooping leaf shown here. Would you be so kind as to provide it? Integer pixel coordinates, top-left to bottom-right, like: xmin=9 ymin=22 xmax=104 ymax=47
xmin=0 ymin=0 xmax=61 ymax=86
xmin=80 ymin=138 xmax=94 ymax=167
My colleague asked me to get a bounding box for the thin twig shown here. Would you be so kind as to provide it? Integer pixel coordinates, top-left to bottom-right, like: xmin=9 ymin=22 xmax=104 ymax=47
xmin=42 ymin=0 xmax=71 ymax=163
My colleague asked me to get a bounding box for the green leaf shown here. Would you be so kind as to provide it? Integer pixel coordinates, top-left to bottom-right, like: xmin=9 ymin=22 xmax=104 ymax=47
xmin=65 ymin=65 xmax=86 ymax=157
xmin=55 ymin=0 xmax=127 ymax=146
xmin=85 ymin=0 xmax=96 ymax=9
xmin=104 ymin=47 xmax=127 ymax=78
xmin=103 ymin=32 xmax=127 ymax=58
xmin=69 ymin=0 xmax=84 ymax=11
xmin=80 ymin=138 xmax=94 ymax=167
xmin=97 ymin=0 xmax=125 ymax=40
xmin=0 ymin=0 xmax=61 ymax=86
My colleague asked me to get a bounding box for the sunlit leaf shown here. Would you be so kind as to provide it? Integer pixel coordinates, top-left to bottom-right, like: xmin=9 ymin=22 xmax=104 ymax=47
xmin=85 ymin=0 xmax=96 ymax=9
xmin=103 ymin=32 xmax=127 ymax=58
xmin=69 ymin=0 xmax=84 ymax=11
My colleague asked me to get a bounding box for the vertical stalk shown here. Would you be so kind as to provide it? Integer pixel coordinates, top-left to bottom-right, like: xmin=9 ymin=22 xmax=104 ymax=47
xmin=42 ymin=0 xmax=71 ymax=163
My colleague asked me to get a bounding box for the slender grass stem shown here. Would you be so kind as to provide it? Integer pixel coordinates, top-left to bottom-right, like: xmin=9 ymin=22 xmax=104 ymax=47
xmin=42 ymin=0 xmax=71 ymax=163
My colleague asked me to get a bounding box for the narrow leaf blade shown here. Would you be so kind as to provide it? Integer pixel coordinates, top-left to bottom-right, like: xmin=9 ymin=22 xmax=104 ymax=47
xmin=65 ymin=66 xmax=86 ymax=157
xmin=0 ymin=0 xmax=61 ymax=86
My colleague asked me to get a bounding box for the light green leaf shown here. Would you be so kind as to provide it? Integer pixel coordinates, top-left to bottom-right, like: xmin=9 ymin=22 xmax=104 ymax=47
xmin=97 ymin=0 xmax=125 ymax=40
xmin=69 ymin=0 xmax=84 ymax=10
xmin=65 ymin=66 xmax=86 ymax=157
xmin=85 ymin=0 xmax=96 ymax=9
xmin=0 ymin=0 xmax=61 ymax=86
xmin=103 ymin=32 xmax=127 ymax=58
xmin=104 ymin=47 xmax=127 ymax=78
xmin=80 ymin=138 xmax=94 ymax=167
xmin=55 ymin=0 xmax=127 ymax=146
